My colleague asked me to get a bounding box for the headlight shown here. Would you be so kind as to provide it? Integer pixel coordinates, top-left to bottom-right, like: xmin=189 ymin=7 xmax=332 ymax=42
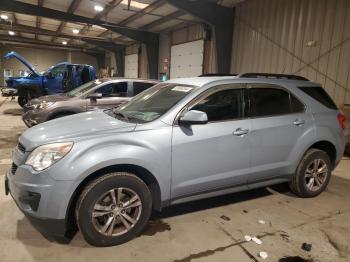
xmin=25 ymin=142 xmax=73 ymax=171
xmin=33 ymin=101 xmax=55 ymax=110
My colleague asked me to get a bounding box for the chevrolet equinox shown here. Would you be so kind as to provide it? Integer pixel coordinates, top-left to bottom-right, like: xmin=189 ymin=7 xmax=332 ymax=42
xmin=5 ymin=73 xmax=346 ymax=246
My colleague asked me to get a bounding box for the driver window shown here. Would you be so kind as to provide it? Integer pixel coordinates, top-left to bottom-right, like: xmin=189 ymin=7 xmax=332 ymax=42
xmin=190 ymin=88 xmax=243 ymax=122
xmin=49 ymin=65 xmax=66 ymax=77
xmin=97 ymin=82 xmax=128 ymax=97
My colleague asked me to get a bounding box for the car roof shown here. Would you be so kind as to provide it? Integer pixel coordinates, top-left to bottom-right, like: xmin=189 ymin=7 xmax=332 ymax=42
xmin=98 ymin=77 xmax=159 ymax=83
xmin=165 ymin=76 xmax=319 ymax=88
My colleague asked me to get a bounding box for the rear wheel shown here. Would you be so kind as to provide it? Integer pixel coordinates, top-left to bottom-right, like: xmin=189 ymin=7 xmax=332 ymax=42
xmin=289 ymin=149 xmax=332 ymax=197
xmin=76 ymin=172 xmax=152 ymax=246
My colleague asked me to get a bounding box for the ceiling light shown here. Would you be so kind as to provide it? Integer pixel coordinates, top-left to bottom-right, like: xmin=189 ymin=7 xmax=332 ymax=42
xmin=62 ymin=41 xmax=67 ymax=45
xmin=72 ymin=29 xmax=80 ymax=34
xmin=0 ymin=14 xmax=9 ymax=20
xmin=94 ymin=5 xmax=104 ymax=12
xmin=121 ymin=0 xmax=149 ymax=9
xmin=8 ymin=31 xmax=15 ymax=36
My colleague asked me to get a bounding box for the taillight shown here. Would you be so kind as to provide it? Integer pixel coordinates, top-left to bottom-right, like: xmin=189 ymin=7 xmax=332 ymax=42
xmin=337 ymin=112 xmax=346 ymax=130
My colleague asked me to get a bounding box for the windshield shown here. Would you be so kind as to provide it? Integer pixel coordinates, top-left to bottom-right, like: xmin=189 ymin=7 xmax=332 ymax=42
xmin=113 ymin=83 xmax=197 ymax=123
xmin=66 ymin=79 xmax=103 ymax=97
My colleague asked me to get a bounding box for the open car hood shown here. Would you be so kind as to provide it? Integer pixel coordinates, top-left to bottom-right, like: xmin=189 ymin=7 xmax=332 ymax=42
xmin=4 ymin=51 xmax=40 ymax=75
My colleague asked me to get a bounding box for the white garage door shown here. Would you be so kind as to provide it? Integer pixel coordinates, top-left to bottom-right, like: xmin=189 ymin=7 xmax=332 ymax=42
xmin=170 ymin=40 xmax=204 ymax=79
xmin=125 ymin=54 xmax=138 ymax=78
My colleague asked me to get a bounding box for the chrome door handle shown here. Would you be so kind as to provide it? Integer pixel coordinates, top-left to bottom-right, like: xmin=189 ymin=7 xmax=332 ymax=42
xmin=293 ymin=119 xmax=305 ymax=126
xmin=233 ymin=128 xmax=249 ymax=136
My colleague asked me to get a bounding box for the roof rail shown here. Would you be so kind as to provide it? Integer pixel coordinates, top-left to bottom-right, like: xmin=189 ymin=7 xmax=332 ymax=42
xmin=237 ymin=73 xmax=309 ymax=81
xmin=198 ymin=73 xmax=237 ymax=77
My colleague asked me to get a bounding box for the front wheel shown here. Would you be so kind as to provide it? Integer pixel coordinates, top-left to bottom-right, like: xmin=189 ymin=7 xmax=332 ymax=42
xmin=289 ymin=149 xmax=332 ymax=197
xmin=17 ymin=95 xmax=28 ymax=107
xmin=76 ymin=172 xmax=152 ymax=246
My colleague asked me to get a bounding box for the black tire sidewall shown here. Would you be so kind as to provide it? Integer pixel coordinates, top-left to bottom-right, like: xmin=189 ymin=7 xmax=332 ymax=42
xmin=297 ymin=150 xmax=331 ymax=197
xmin=77 ymin=173 xmax=152 ymax=246
xmin=17 ymin=96 xmax=27 ymax=107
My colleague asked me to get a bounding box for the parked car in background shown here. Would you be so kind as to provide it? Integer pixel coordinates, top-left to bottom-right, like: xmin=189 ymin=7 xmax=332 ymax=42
xmin=2 ymin=51 xmax=96 ymax=107
xmin=22 ymin=78 xmax=158 ymax=127
xmin=6 ymin=74 xmax=345 ymax=246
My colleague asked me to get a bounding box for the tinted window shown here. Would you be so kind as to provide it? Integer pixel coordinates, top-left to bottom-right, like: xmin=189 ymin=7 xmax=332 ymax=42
xmin=290 ymin=94 xmax=305 ymax=113
xmin=250 ymin=88 xmax=290 ymax=117
xmin=49 ymin=64 xmax=66 ymax=77
xmin=298 ymin=86 xmax=337 ymax=110
xmin=191 ymin=88 xmax=242 ymax=122
xmin=97 ymin=82 xmax=128 ymax=97
xmin=133 ymin=82 xmax=155 ymax=95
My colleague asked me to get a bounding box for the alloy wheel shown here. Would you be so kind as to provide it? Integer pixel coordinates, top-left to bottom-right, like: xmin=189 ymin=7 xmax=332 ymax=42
xmin=305 ymin=159 xmax=328 ymax=192
xmin=92 ymin=187 xmax=142 ymax=236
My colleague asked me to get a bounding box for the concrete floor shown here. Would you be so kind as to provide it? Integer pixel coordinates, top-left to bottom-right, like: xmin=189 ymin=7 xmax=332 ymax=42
xmin=0 ymin=96 xmax=350 ymax=262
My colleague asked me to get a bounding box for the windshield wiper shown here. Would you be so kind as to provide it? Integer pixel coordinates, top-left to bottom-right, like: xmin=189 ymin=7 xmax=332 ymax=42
xmin=113 ymin=111 xmax=129 ymax=122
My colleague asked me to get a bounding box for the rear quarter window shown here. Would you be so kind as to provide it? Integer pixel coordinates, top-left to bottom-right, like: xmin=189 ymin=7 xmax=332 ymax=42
xmin=298 ymin=86 xmax=337 ymax=110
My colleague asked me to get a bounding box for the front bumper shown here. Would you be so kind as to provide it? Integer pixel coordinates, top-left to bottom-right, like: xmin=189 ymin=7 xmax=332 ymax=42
xmin=22 ymin=108 xmax=47 ymax=127
xmin=5 ymin=166 xmax=76 ymax=242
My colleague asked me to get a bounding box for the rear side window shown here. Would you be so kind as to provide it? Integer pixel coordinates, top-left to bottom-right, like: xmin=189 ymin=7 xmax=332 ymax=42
xmin=249 ymin=88 xmax=291 ymax=117
xmin=97 ymin=82 xmax=128 ymax=97
xmin=133 ymin=82 xmax=155 ymax=95
xmin=298 ymin=86 xmax=337 ymax=110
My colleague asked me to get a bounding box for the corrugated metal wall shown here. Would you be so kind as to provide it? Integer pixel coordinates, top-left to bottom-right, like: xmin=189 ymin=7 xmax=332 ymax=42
xmin=231 ymin=0 xmax=350 ymax=106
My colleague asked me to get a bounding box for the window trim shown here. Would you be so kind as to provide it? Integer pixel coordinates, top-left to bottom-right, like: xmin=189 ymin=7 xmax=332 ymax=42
xmin=174 ymin=84 xmax=245 ymax=126
xmin=246 ymin=83 xmax=306 ymax=119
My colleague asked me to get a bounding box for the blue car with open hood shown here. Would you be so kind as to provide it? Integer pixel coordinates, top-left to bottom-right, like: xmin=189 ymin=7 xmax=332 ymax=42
xmin=2 ymin=51 xmax=96 ymax=107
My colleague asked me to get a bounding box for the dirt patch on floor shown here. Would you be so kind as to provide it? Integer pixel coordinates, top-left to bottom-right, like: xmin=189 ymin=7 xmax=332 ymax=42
xmin=323 ymin=225 xmax=350 ymax=258
xmin=143 ymin=220 xmax=171 ymax=236
xmin=279 ymin=256 xmax=314 ymax=262
xmin=2 ymin=108 xmax=22 ymax=116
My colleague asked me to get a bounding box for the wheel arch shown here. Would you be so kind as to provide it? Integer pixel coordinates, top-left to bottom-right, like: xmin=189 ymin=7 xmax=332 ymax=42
xmin=65 ymin=164 xmax=162 ymax=236
xmin=307 ymin=140 xmax=337 ymax=168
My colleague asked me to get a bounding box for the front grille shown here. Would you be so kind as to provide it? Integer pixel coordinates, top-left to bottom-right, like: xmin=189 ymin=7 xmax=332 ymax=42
xmin=17 ymin=143 xmax=26 ymax=153
xmin=11 ymin=163 xmax=18 ymax=175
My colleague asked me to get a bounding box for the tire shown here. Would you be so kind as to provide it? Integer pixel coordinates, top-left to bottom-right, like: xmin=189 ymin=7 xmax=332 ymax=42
xmin=289 ymin=149 xmax=332 ymax=198
xmin=17 ymin=96 xmax=28 ymax=107
xmin=76 ymin=172 xmax=152 ymax=246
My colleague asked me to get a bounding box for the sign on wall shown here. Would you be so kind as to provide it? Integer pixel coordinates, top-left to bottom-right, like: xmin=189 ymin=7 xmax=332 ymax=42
xmin=170 ymin=40 xmax=204 ymax=79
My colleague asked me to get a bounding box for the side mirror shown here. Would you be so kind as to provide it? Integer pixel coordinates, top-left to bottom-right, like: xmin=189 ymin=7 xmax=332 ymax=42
xmin=87 ymin=93 xmax=102 ymax=100
xmin=179 ymin=110 xmax=208 ymax=125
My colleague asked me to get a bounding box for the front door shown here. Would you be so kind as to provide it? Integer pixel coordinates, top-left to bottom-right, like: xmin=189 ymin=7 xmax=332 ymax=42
xmin=43 ymin=64 xmax=66 ymax=94
xmin=87 ymin=82 xmax=130 ymax=110
xmin=171 ymin=85 xmax=251 ymax=200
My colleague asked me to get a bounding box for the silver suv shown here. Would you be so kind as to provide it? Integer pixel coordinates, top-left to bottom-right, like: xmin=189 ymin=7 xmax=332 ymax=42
xmin=5 ymin=74 xmax=346 ymax=246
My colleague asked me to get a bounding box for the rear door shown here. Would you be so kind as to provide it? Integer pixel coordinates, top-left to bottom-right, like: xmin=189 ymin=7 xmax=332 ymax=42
xmin=87 ymin=81 xmax=130 ymax=110
xmin=246 ymin=84 xmax=312 ymax=184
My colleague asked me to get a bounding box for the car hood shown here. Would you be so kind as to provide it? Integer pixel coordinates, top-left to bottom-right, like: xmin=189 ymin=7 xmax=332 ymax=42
xmin=4 ymin=51 xmax=40 ymax=75
xmin=20 ymin=110 xmax=136 ymax=150
xmin=29 ymin=94 xmax=72 ymax=105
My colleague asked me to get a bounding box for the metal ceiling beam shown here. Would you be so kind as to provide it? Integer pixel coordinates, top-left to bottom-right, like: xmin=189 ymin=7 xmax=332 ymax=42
xmin=1 ymin=0 xmax=159 ymax=78
xmin=140 ymin=9 xmax=186 ymax=30
xmin=35 ymin=0 xmax=44 ymax=40
xmin=53 ymin=0 xmax=83 ymax=43
xmin=0 ymin=22 xmax=121 ymax=43
xmin=78 ymin=0 xmax=123 ymax=39
xmin=166 ymin=0 xmax=234 ymax=74
xmin=0 ymin=35 xmax=97 ymax=52
xmin=118 ymin=0 xmax=165 ymax=26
